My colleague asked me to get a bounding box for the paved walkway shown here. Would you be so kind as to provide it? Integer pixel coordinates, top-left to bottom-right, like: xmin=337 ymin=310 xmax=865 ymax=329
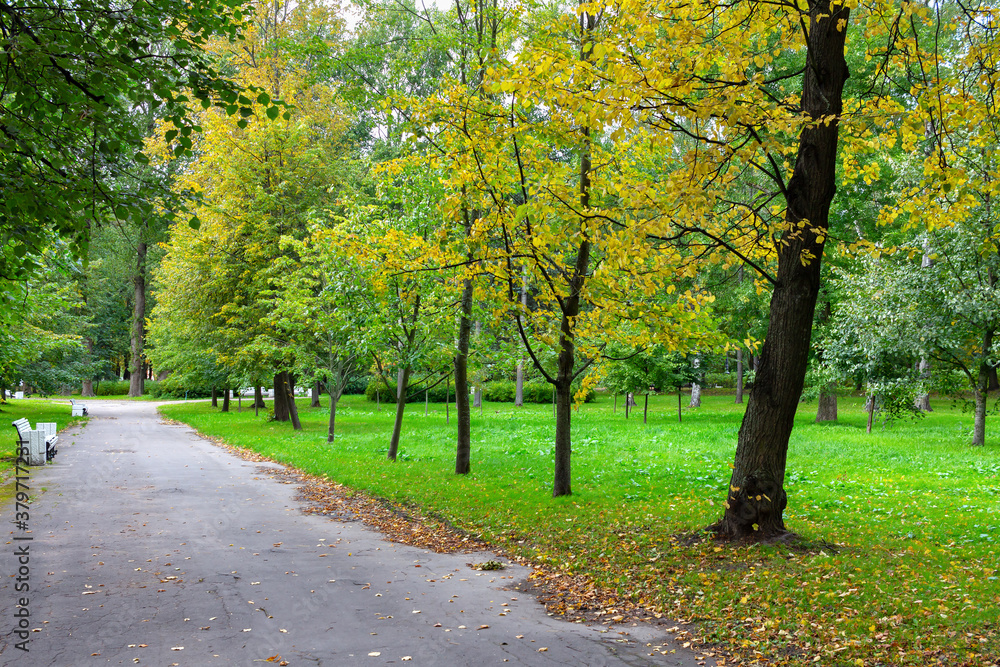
xmin=1 ymin=401 xmax=704 ymax=666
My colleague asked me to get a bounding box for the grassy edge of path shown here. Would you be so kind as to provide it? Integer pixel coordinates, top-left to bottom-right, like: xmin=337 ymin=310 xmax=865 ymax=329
xmin=158 ymin=395 xmax=1000 ymax=667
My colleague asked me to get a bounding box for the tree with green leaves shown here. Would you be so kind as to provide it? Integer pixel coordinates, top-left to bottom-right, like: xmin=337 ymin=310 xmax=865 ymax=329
xmin=0 ymin=0 xmax=271 ymax=285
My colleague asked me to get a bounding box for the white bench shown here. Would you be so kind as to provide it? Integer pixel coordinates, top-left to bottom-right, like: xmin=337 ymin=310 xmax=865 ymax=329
xmin=70 ymin=398 xmax=88 ymax=416
xmin=12 ymin=418 xmax=58 ymax=465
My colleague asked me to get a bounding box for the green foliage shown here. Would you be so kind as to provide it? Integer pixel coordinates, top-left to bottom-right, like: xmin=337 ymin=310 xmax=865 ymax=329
xmin=702 ymin=372 xmax=736 ymax=390
xmin=93 ymin=381 xmax=130 ymax=397
xmin=146 ymin=377 xmax=213 ymax=399
xmin=365 ymin=378 xmax=594 ymax=404
xmin=0 ymin=0 xmax=268 ymax=282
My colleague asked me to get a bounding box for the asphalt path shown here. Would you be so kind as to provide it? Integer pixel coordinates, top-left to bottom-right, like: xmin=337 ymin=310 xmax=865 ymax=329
xmin=1 ymin=400 xmax=706 ymax=666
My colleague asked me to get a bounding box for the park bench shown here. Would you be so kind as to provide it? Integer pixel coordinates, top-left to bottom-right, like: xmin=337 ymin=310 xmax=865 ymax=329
xmin=12 ymin=418 xmax=58 ymax=466
xmin=70 ymin=398 xmax=88 ymax=416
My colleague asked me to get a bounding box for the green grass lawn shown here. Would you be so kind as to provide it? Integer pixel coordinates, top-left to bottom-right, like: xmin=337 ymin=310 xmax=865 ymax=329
xmin=159 ymin=393 xmax=999 ymax=666
xmin=0 ymin=398 xmax=86 ymax=478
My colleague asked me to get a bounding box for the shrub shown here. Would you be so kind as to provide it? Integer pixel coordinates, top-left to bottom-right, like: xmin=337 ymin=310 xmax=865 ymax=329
xmin=94 ymin=380 xmax=129 ymax=396
xmin=150 ymin=376 xmax=214 ymax=399
xmin=366 ymin=377 xmax=594 ymax=404
xmin=703 ymin=372 xmax=736 ymax=389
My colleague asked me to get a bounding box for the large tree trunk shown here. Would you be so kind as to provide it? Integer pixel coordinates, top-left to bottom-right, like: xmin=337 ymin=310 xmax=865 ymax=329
xmin=221 ymin=387 xmax=230 ymax=413
xmin=711 ymin=0 xmax=849 ymax=541
xmin=273 ymin=373 xmax=290 ymax=421
xmin=254 ymin=386 xmax=266 ymax=408
xmin=815 ymin=388 xmax=837 ymax=422
xmin=311 ymin=382 xmax=321 ymax=408
xmin=128 ymin=239 xmax=147 ymax=397
xmin=82 ymin=337 xmax=96 ymax=397
xmin=735 ymin=348 xmax=744 ymax=404
xmin=387 ymin=366 xmax=411 ymax=460
xmin=211 ymin=386 xmax=218 ymax=408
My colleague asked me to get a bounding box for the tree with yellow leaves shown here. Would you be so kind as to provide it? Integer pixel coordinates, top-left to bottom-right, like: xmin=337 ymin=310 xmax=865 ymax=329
xmin=149 ymin=0 xmax=351 ymax=424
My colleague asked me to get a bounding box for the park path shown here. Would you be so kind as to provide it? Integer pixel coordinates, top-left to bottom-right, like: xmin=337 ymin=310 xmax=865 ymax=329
xmin=1 ymin=400 xmax=705 ymax=666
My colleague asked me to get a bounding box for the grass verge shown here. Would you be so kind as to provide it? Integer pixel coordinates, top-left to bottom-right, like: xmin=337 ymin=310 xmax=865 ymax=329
xmin=0 ymin=398 xmax=86 ymax=478
xmin=159 ymin=393 xmax=1000 ymax=667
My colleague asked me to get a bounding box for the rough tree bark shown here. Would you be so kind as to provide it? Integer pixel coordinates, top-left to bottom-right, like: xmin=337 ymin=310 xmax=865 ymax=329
xmin=815 ymin=389 xmax=838 ymax=422
xmin=711 ymin=0 xmax=850 ymax=540
xmin=273 ymin=373 xmax=290 ymax=421
xmin=221 ymin=388 xmax=230 ymax=413
xmin=311 ymin=382 xmax=321 ymax=408
xmin=211 ymin=386 xmax=218 ymax=408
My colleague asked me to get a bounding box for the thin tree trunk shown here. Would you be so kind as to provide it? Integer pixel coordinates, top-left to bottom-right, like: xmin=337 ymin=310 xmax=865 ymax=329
xmin=387 ymin=366 xmax=411 ymax=460
xmin=915 ymin=358 xmax=932 ymax=411
xmin=211 ymin=386 xmax=218 ymax=408
xmin=311 ymin=382 xmax=321 ymax=408
xmin=454 ymin=260 xmax=474 ymax=475
xmin=866 ymin=394 xmax=875 ymax=434
xmin=711 ymin=0 xmax=849 ymax=541
xmin=677 ymin=387 xmax=682 ymax=423
xmin=285 ymin=373 xmax=302 ymax=431
xmin=327 ymin=389 xmax=339 ymax=443
xmin=445 ymin=373 xmax=450 ymax=425
xmin=515 ymin=270 xmax=528 ymax=407
xmin=221 ymin=387 xmax=230 ymax=413
xmin=425 ymin=389 xmax=428 ymax=416
xmin=128 ymin=240 xmax=147 ymax=397
xmin=973 ymin=385 xmax=987 ymax=446
xmin=472 ymin=322 xmax=483 ymax=410
xmin=643 ymin=393 xmax=648 ymax=424
xmin=735 ymin=348 xmax=745 ymax=403
xmin=973 ymin=328 xmax=995 ymax=446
